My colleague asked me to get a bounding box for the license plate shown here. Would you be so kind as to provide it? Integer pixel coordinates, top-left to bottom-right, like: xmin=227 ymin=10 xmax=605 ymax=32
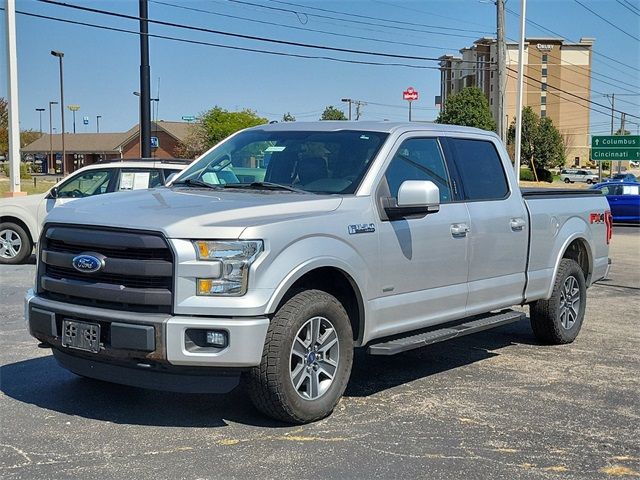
xmin=61 ymin=320 xmax=101 ymax=353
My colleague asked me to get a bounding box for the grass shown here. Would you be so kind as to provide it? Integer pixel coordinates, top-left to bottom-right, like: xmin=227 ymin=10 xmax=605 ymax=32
xmin=0 ymin=177 xmax=56 ymax=196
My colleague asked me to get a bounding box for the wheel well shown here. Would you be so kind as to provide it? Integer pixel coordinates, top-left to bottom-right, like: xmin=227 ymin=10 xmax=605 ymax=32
xmin=278 ymin=267 xmax=364 ymax=343
xmin=0 ymin=216 xmax=34 ymax=244
xmin=562 ymin=239 xmax=590 ymax=281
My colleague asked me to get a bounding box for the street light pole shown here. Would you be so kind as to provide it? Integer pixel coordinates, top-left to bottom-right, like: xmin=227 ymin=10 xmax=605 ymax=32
xmin=36 ymin=108 xmax=45 ymax=135
xmin=139 ymin=0 xmax=152 ymax=158
xmin=96 ymin=115 xmax=101 ymax=133
xmin=51 ymin=50 xmax=66 ymax=175
xmin=48 ymin=101 xmax=58 ymax=172
xmin=513 ymin=0 xmax=527 ymax=184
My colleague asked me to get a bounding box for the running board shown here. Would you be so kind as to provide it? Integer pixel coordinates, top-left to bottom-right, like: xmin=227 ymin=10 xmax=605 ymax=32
xmin=367 ymin=310 xmax=525 ymax=356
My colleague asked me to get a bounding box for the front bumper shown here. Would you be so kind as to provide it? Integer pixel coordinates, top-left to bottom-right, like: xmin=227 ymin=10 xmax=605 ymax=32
xmin=25 ymin=289 xmax=269 ymax=371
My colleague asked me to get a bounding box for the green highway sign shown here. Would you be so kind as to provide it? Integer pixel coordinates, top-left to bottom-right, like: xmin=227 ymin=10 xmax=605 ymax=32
xmin=591 ymin=149 xmax=640 ymax=161
xmin=591 ymin=135 xmax=639 ymax=148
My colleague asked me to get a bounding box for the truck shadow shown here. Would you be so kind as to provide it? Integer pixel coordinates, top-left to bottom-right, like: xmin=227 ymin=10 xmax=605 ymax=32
xmin=1 ymin=320 xmax=537 ymax=428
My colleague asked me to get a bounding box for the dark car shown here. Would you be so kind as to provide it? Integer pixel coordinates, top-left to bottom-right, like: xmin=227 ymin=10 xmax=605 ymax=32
xmin=591 ymin=181 xmax=640 ymax=223
xmin=608 ymin=173 xmax=638 ymax=182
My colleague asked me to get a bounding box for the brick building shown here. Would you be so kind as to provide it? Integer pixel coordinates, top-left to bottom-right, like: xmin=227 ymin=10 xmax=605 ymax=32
xmin=439 ymin=37 xmax=594 ymax=167
xmin=21 ymin=121 xmax=192 ymax=173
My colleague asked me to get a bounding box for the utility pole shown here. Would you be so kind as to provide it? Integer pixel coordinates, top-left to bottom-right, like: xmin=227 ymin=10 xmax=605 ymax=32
xmin=354 ymin=100 xmax=366 ymax=120
xmin=96 ymin=115 xmax=101 ymax=133
xmin=4 ymin=0 xmax=23 ymax=196
xmin=139 ymin=0 xmax=151 ymax=158
xmin=496 ymin=0 xmax=506 ymax=142
xmin=618 ymin=112 xmax=626 ymax=174
xmin=341 ymin=98 xmax=352 ymax=120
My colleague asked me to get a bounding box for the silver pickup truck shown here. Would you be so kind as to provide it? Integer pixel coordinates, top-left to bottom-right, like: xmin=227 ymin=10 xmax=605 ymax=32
xmin=25 ymin=122 xmax=612 ymax=424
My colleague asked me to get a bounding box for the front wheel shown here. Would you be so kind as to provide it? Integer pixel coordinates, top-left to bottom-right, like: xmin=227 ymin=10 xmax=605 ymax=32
xmin=0 ymin=222 xmax=32 ymax=264
xmin=246 ymin=289 xmax=353 ymax=424
xmin=586 ymin=179 xmax=593 ymax=184
xmin=529 ymin=259 xmax=587 ymax=344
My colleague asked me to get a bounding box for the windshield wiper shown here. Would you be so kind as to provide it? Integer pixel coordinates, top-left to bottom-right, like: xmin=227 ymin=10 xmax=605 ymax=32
xmin=222 ymin=182 xmax=309 ymax=194
xmin=173 ymin=179 xmax=222 ymax=190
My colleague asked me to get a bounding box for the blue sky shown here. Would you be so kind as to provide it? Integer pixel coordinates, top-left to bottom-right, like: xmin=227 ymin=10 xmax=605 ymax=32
xmin=2 ymin=0 xmax=639 ymax=134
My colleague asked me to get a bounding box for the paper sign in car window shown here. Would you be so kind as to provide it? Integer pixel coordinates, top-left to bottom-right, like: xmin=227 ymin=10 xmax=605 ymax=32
xmin=264 ymin=146 xmax=286 ymax=152
xmin=132 ymin=172 xmax=151 ymax=190
xmin=119 ymin=172 xmax=135 ymax=190
xmin=622 ymin=185 xmax=639 ymax=195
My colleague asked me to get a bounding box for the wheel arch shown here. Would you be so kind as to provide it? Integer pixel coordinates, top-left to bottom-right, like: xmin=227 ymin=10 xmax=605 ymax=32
xmin=0 ymin=214 xmax=35 ymax=245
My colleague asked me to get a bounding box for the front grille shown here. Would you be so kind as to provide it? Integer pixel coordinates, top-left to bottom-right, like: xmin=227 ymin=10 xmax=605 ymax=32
xmin=38 ymin=225 xmax=174 ymax=314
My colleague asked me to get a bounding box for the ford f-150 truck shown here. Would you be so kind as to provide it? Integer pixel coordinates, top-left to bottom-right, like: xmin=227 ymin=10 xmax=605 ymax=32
xmin=25 ymin=122 xmax=612 ymax=424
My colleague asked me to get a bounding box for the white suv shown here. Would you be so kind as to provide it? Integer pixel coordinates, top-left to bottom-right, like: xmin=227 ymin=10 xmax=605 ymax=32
xmin=560 ymin=168 xmax=599 ymax=184
xmin=0 ymin=159 xmax=189 ymax=264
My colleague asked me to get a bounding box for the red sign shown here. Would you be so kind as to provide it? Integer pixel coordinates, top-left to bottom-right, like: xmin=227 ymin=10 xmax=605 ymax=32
xmin=403 ymin=87 xmax=419 ymax=101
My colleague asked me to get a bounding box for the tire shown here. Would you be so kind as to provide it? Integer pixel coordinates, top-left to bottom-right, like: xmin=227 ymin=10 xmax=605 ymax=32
xmin=564 ymin=178 xmax=571 ymax=184
xmin=246 ymin=289 xmax=354 ymax=424
xmin=586 ymin=179 xmax=593 ymax=184
xmin=530 ymin=259 xmax=587 ymax=345
xmin=0 ymin=222 xmax=32 ymax=265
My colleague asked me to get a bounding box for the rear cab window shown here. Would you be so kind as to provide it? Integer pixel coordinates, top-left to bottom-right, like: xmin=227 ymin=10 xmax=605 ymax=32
xmin=447 ymin=138 xmax=509 ymax=201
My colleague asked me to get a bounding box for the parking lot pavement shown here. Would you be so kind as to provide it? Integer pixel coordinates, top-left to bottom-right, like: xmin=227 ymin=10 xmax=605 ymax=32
xmin=1 ymin=227 xmax=638 ymax=480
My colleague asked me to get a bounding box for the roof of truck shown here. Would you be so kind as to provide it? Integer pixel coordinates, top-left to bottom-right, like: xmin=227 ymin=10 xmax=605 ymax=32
xmin=248 ymin=121 xmax=497 ymax=137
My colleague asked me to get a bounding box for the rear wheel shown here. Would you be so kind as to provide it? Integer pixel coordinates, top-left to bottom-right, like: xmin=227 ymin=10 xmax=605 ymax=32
xmin=586 ymin=179 xmax=593 ymax=184
xmin=246 ymin=289 xmax=353 ymax=424
xmin=0 ymin=222 xmax=32 ymax=264
xmin=564 ymin=178 xmax=571 ymax=184
xmin=530 ymin=259 xmax=587 ymax=344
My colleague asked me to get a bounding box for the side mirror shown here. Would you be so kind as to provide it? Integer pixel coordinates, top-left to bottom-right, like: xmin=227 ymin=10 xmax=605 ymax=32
xmin=48 ymin=187 xmax=59 ymax=199
xmin=165 ymin=172 xmax=179 ymax=185
xmin=383 ymin=180 xmax=440 ymax=220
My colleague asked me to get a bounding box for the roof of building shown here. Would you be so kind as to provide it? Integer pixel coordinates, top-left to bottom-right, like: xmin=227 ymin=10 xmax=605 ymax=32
xmin=22 ymin=121 xmax=193 ymax=153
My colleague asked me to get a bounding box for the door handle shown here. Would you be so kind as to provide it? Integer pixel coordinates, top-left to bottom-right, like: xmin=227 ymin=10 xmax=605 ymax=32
xmin=451 ymin=223 xmax=470 ymax=237
xmin=510 ymin=218 xmax=526 ymax=231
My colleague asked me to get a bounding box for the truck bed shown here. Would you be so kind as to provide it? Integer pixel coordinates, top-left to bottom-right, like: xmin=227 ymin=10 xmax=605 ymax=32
xmin=521 ymin=188 xmax=603 ymax=198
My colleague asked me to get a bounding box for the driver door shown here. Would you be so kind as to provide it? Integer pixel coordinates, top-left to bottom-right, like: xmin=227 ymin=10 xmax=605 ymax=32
xmin=370 ymin=136 xmax=470 ymax=339
xmin=37 ymin=168 xmax=117 ymax=226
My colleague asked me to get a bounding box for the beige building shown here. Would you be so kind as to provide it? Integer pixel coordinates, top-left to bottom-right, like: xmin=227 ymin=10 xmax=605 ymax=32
xmin=439 ymin=37 xmax=594 ymax=167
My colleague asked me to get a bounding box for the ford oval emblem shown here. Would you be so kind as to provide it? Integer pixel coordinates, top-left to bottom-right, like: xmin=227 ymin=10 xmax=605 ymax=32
xmin=72 ymin=254 xmax=104 ymax=273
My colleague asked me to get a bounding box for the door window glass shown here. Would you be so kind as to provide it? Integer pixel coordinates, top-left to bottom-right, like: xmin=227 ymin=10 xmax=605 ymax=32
xmin=119 ymin=169 xmax=163 ymax=190
xmin=383 ymin=138 xmax=452 ymax=202
xmin=622 ymin=185 xmax=639 ymax=195
xmin=449 ymin=138 xmax=509 ymax=201
xmin=57 ymin=170 xmax=114 ymax=198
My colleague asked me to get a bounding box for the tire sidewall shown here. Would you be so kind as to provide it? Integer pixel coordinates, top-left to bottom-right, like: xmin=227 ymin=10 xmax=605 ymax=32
xmin=275 ymin=291 xmax=353 ymax=421
xmin=550 ymin=260 xmax=587 ymax=342
xmin=0 ymin=222 xmax=32 ymax=265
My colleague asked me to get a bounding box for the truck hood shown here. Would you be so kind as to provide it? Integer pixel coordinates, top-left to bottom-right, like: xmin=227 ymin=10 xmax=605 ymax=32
xmin=45 ymin=187 xmax=343 ymax=238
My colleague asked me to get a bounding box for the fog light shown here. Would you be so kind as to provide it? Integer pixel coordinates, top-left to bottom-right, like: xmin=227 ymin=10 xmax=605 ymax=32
xmin=206 ymin=330 xmax=228 ymax=348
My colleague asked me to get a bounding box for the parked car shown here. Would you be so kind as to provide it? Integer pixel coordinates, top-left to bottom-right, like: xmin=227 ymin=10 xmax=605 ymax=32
xmin=608 ymin=173 xmax=638 ymax=183
xmin=0 ymin=159 xmax=189 ymax=264
xmin=560 ymin=168 xmax=599 ymax=184
xmin=591 ymin=181 xmax=640 ymax=223
xmin=25 ymin=122 xmax=611 ymax=423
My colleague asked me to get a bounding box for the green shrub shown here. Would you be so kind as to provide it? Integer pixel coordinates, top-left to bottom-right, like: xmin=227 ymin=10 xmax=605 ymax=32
xmin=519 ymin=167 xmax=553 ymax=183
xmin=1 ymin=162 xmax=32 ymax=179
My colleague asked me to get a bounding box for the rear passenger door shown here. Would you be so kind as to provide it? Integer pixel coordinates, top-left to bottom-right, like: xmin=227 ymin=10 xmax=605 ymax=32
xmin=446 ymin=137 xmax=528 ymax=315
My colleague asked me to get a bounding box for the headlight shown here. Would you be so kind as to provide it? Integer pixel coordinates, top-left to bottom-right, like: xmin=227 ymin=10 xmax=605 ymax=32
xmin=193 ymin=240 xmax=263 ymax=296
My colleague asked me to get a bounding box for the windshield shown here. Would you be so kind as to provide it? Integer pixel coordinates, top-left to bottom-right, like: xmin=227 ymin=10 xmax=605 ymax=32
xmin=174 ymin=129 xmax=388 ymax=194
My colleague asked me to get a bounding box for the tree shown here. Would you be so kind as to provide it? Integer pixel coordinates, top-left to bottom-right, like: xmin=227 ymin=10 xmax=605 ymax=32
xmin=175 ymin=106 xmax=268 ymax=158
xmin=615 ymin=128 xmax=631 ymax=136
xmin=507 ymin=107 xmax=539 ymax=169
xmin=320 ymin=106 xmax=347 ymax=121
xmin=282 ymin=112 xmax=296 ymax=122
xmin=436 ymin=87 xmax=496 ymax=131
xmin=0 ymin=97 xmax=42 ymax=159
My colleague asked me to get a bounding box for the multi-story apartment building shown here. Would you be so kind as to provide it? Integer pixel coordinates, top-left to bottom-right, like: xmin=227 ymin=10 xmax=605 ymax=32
xmin=439 ymin=37 xmax=594 ymax=167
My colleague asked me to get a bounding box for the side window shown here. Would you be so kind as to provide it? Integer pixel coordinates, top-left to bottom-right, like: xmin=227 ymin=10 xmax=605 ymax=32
xmin=622 ymin=185 xmax=639 ymax=195
xmin=383 ymin=138 xmax=452 ymax=202
xmin=119 ymin=169 xmax=163 ymax=190
xmin=57 ymin=169 xmax=114 ymax=198
xmin=449 ymin=138 xmax=509 ymax=201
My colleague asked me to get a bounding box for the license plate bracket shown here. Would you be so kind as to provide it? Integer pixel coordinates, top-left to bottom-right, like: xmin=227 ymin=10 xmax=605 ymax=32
xmin=61 ymin=319 xmax=101 ymax=353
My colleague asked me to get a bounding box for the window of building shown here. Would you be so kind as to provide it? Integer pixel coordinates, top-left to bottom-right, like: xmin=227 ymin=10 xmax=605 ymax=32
xmin=490 ymin=98 xmax=493 ymax=105
xmin=541 ymin=110 xmax=547 ymax=118
xmin=541 ymin=83 xmax=547 ymax=91
xmin=542 ymin=67 xmax=548 ymax=76
xmin=449 ymin=139 xmax=509 ymax=201
xmin=491 ymin=84 xmax=494 ymax=92
xmin=574 ymin=157 xmax=580 ymax=166
xmin=541 ymin=96 xmax=547 ymax=105
xmin=491 ymin=71 xmax=494 ymax=78
xmin=542 ymin=54 xmax=548 ymax=63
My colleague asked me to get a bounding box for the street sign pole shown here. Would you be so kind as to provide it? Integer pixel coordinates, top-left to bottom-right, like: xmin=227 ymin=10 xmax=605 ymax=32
xmin=403 ymin=87 xmax=419 ymax=123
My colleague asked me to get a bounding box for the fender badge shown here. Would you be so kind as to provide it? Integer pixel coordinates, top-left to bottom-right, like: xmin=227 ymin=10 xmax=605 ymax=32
xmin=348 ymin=223 xmax=376 ymax=235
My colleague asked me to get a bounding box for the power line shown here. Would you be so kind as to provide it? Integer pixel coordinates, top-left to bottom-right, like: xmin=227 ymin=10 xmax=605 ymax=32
xmin=13 ymin=8 xmax=440 ymax=70
xmin=265 ymin=0 xmax=493 ymax=35
xmin=574 ymin=0 xmax=640 ymax=42
xmin=226 ymin=0 xmax=484 ymax=39
xmin=372 ymin=0 xmax=492 ymax=30
xmin=150 ymin=0 xmax=461 ymax=53
xmin=621 ymin=0 xmax=640 ymax=13
xmin=615 ymin=0 xmax=640 ymax=16
xmin=36 ymin=0 xmax=482 ymax=64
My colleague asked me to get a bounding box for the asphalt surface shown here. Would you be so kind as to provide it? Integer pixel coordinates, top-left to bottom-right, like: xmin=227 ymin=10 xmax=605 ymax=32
xmin=1 ymin=226 xmax=638 ymax=480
